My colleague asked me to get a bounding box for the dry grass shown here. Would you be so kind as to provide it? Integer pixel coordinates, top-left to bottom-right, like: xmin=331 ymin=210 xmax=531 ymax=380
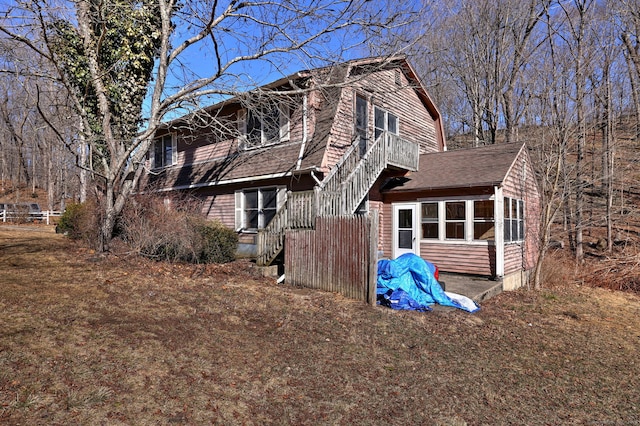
xmin=1 ymin=226 xmax=640 ymax=425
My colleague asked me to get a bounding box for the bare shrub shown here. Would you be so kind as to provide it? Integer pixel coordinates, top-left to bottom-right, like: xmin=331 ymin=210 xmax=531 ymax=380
xmin=118 ymin=194 xmax=237 ymax=263
xmin=578 ymin=253 xmax=640 ymax=293
xmin=539 ymin=250 xmax=576 ymax=288
xmin=56 ymin=200 xmax=101 ymax=248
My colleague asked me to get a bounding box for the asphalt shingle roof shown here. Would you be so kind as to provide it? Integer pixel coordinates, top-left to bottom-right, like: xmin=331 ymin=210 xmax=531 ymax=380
xmin=384 ymin=142 xmax=525 ymax=192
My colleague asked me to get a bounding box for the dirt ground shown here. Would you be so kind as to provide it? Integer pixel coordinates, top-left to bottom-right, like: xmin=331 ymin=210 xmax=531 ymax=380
xmin=1 ymin=226 xmax=639 ymax=425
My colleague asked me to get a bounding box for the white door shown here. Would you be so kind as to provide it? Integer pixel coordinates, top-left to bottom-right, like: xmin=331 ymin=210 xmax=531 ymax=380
xmin=392 ymin=204 xmax=419 ymax=259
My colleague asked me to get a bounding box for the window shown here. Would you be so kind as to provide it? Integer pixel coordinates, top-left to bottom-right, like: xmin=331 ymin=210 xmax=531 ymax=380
xmin=235 ymin=187 xmax=282 ymax=231
xmin=504 ymin=197 xmax=524 ymax=242
xmin=243 ymin=100 xmax=289 ymax=149
xmin=355 ymin=95 xmax=368 ymax=156
xmin=374 ymin=107 xmax=399 ymax=141
xmin=445 ymin=201 xmax=465 ymax=239
xmin=421 ymin=202 xmax=439 ymax=239
xmin=420 ymin=199 xmax=495 ymax=243
xmin=474 ymin=200 xmax=495 ymax=240
xmin=152 ymin=134 xmax=175 ymax=168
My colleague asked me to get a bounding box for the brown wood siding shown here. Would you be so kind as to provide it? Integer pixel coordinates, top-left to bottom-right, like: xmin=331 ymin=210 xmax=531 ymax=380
xmin=324 ymin=67 xmax=441 ymax=171
xmin=502 ymin=148 xmax=541 ymax=272
xmin=305 ymin=90 xmax=321 ymax=148
xmin=504 ymin=243 xmax=526 ymax=275
xmin=361 ymin=69 xmax=439 ymax=154
xmin=285 ymin=214 xmax=378 ymax=303
xmin=201 ymin=192 xmax=235 ymax=228
xmin=380 ymin=200 xmax=392 ymax=257
xmin=324 ymin=88 xmax=354 ymax=170
xmin=421 ymin=243 xmax=495 ymax=275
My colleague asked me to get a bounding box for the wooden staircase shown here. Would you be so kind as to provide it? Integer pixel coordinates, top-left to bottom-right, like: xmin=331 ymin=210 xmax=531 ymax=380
xmin=257 ymin=132 xmax=419 ymax=266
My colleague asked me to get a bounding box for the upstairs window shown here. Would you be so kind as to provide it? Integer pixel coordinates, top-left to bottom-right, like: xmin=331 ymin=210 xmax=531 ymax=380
xmin=355 ymin=95 xmax=368 ymax=156
xmin=374 ymin=107 xmax=399 ymax=141
xmin=243 ymin=100 xmax=289 ymax=149
xmin=152 ymin=134 xmax=176 ymax=168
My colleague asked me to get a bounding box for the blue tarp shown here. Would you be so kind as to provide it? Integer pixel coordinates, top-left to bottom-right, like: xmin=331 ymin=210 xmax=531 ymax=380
xmin=376 ymin=253 xmax=480 ymax=313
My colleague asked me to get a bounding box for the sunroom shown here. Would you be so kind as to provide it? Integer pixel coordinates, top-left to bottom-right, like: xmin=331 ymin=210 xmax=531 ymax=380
xmin=379 ymin=142 xmax=540 ymax=291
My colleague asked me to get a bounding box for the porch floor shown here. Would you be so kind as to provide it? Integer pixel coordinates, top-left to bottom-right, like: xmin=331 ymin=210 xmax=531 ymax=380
xmin=438 ymin=272 xmax=503 ymax=303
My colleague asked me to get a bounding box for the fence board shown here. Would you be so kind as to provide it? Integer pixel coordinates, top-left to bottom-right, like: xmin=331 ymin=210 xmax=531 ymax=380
xmin=285 ymin=213 xmax=378 ymax=303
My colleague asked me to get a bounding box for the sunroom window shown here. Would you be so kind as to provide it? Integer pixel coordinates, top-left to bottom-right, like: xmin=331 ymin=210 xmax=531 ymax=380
xmin=445 ymin=201 xmax=465 ymax=240
xmin=504 ymin=197 xmax=524 ymax=242
xmin=474 ymin=200 xmax=495 ymax=240
xmin=421 ymin=202 xmax=439 ymax=239
xmin=421 ymin=198 xmax=496 ymax=243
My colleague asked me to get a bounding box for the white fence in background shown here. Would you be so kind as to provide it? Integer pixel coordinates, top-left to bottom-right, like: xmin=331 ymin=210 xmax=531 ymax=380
xmin=0 ymin=210 xmax=62 ymax=225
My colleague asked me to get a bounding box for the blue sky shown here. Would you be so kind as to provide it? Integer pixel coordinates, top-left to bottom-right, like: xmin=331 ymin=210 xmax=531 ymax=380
xmin=152 ymin=0 xmax=420 ymax=118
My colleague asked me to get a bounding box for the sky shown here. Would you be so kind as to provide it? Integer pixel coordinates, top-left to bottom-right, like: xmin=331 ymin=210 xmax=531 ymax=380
xmin=150 ymin=0 xmax=418 ymax=119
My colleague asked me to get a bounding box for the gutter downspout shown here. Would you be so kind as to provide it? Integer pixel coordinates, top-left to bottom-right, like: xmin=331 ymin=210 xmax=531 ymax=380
xmin=295 ymin=93 xmax=308 ymax=171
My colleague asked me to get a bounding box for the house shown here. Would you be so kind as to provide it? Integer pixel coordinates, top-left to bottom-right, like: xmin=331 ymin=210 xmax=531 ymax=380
xmin=143 ymin=55 xmax=540 ymax=294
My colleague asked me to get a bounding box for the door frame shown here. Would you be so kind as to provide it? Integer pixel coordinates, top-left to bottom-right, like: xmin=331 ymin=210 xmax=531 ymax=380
xmin=392 ymin=203 xmax=420 ymax=259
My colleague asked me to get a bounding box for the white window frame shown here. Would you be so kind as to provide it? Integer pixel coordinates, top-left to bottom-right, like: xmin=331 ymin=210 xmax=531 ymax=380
xmin=419 ymin=196 xmax=497 ymax=245
xmin=473 ymin=199 xmax=496 ymax=241
xmin=234 ymin=187 xmax=286 ymax=232
xmin=420 ymin=201 xmax=439 ymax=240
xmin=504 ymin=197 xmax=525 ymax=243
xmin=444 ymin=200 xmax=466 ymax=240
xmin=240 ymin=100 xmax=290 ymax=150
xmin=150 ymin=133 xmax=176 ymax=169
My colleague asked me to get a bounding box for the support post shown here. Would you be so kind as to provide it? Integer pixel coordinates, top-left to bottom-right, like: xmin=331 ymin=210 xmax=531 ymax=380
xmin=495 ymin=186 xmax=505 ymax=278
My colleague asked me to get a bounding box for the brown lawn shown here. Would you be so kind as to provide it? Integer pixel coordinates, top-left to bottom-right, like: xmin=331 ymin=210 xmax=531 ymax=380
xmin=1 ymin=226 xmax=639 ymax=425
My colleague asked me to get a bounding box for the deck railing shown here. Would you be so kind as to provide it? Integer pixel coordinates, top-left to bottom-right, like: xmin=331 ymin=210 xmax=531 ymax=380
xmin=386 ymin=133 xmax=419 ymax=171
xmin=317 ymin=135 xmax=386 ymax=216
xmin=257 ymin=132 xmax=419 ymax=266
xmin=256 ymin=201 xmax=287 ymax=267
xmin=257 ymin=191 xmax=315 ymax=266
xmin=286 ymin=191 xmax=316 ymax=229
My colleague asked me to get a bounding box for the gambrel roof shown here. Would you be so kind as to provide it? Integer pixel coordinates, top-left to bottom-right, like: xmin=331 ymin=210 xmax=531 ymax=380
xmin=147 ymin=56 xmax=445 ymax=190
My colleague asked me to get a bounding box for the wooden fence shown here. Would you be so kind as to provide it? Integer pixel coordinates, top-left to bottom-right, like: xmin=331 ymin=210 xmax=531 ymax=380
xmin=0 ymin=210 xmax=62 ymax=225
xmin=284 ymin=212 xmax=379 ymax=304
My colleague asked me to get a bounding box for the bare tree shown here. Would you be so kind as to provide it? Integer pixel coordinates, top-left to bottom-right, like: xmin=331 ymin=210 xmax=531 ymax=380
xmin=0 ymin=0 xmax=416 ymax=251
xmin=405 ymin=0 xmax=549 ymax=146
xmin=616 ymin=0 xmax=640 ymax=135
xmin=553 ymin=0 xmax=599 ymax=263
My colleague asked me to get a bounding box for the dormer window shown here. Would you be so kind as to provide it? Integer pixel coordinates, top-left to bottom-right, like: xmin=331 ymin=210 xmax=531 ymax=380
xmin=242 ymin=100 xmax=290 ymax=149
